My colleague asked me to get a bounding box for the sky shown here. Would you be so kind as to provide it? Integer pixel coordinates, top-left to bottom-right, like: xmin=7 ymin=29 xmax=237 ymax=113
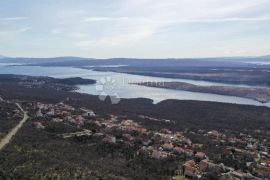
xmin=0 ymin=0 xmax=270 ymax=58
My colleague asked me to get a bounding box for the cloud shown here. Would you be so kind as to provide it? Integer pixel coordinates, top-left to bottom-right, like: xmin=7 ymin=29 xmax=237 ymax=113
xmin=154 ymin=17 xmax=270 ymax=25
xmin=80 ymin=16 xmax=129 ymax=23
xmin=17 ymin=27 xmax=31 ymax=33
xmin=80 ymin=17 xmax=113 ymax=22
xmin=51 ymin=28 xmax=88 ymax=39
xmin=75 ymin=22 xmax=157 ymax=48
xmin=0 ymin=17 xmax=28 ymax=21
xmin=68 ymin=33 xmax=88 ymax=38
xmin=0 ymin=27 xmax=31 ymax=36
xmin=51 ymin=29 xmax=62 ymax=34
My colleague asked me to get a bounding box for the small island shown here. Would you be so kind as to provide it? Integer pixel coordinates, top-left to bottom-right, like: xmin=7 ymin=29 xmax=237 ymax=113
xmin=133 ymin=81 xmax=270 ymax=103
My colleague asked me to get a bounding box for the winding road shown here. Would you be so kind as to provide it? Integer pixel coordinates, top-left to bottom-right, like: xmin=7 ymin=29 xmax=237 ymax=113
xmin=0 ymin=103 xmax=29 ymax=151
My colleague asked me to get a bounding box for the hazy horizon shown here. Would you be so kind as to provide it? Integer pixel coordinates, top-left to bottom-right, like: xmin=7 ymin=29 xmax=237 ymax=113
xmin=0 ymin=54 xmax=270 ymax=59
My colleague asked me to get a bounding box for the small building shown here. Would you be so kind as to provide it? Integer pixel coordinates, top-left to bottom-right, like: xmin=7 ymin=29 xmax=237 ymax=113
xmin=174 ymin=146 xmax=184 ymax=155
xmin=46 ymin=109 xmax=55 ymax=116
xmin=52 ymin=118 xmax=63 ymax=123
xmin=160 ymin=128 xmax=172 ymax=134
xmin=199 ymin=160 xmax=208 ymax=171
xmin=36 ymin=109 xmax=43 ymax=117
xmin=83 ymin=110 xmax=96 ymax=117
xmin=122 ymin=133 xmax=134 ymax=142
xmin=195 ymin=152 xmax=206 ymax=160
xmin=163 ymin=143 xmax=174 ymax=151
xmin=33 ymin=122 xmax=45 ymax=129
xmin=185 ymin=149 xmax=194 ymax=157
xmin=152 ymin=150 xmax=163 ymax=159
xmin=102 ymin=136 xmax=116 ymax=144
xmin=208 ymin=130 xmax=219 ymax=138
xmin=183 ymin=160 xmax=199 ymax=179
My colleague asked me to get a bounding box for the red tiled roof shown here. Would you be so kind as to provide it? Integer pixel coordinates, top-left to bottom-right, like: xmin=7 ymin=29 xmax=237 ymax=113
xmin=184 ymin=165 xmax=198 ymax=174
xmin=152 ymin=150 xmax=162 ymax=159
xmin=174 ymin=146 xmax=184 ymax=153
xmin=184 ymin=160 xmax=195 ymax=167
xmin=163 ymin=143 xmax=174 ymax=150
xmin=199 ymin=160 xmax=208 ymax=170
xmin=195 ymin=152 xmax=206 ymax=158
xmin=185 ymin=149 xmax=193 ymax=155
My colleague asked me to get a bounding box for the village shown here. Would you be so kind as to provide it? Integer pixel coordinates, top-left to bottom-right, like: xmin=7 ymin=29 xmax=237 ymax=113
xmin=19 ymin=100 xmax=270 ymax=180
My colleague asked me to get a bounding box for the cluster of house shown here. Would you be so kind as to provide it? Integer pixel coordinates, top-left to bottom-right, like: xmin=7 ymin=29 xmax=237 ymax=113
xmin=34 ymin=102 xmax=96 ymax=127
xmin=17 ymin=76 xmax=75 ymax=91
xmin=191 ymin=129 xmax=270 ymax=179
xmin=28 ymin=102 xmax=269 ymax=179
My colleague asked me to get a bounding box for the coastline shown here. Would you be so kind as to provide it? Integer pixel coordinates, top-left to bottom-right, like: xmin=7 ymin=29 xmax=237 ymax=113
xmin=132 ymin=81 xmax=270 ymax=104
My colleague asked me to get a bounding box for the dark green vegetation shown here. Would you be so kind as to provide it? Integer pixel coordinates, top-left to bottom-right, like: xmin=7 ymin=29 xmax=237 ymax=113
xmin=0 ymin=75 xmax=270 ymax=179
xmin=0 ymin=74 xmax=95 ymax=92
xmin=1 ymin=82 xmax=270 ymax=132
xmin=0 ymin=74 xmax=96 ymax=86
xmin=56 ymin=77 xmax=96 ymax=86
xmin=0 ymin=120 xmax=180 ymax=179
xmin=0 ymin=102 xmax=21 ymax=139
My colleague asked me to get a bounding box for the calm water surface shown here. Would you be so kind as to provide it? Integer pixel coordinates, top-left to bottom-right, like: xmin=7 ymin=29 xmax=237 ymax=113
xmin=0 ymin=65 xmax=269 ymax=107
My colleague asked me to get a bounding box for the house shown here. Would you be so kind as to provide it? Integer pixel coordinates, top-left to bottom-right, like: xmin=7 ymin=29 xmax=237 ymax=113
xmin=83 ymin=110 xmax=96 ymax=117
xmin=37 ymin=102 xmax=46 ymax=109
xmin=260 ymin=159 xmax=270 ymax=167
xmin=52 ymin=118 xmax=63 ymax=122
xmin=102 ymin=136 xmax=116 ymax=144
xmin=60 ymin=130 xmax=92 ymax=139
xmin=183 ymin=138 xmax=192 ymax=146
xmin=183 ymin=160 xmax=199 ymax=179
xmin=174 ymin=146 xmax=184 ymax=155
xmin=185 ymin=149 xmax=194 ymax=157
xmin=199 ymin=160 xmax=208 ymax=171
xmin=183 ymin=165 xmax=199 ymax=179
xmin=33 ymin=122 xmax=45 ymax=129
xmin=184 ymin=160 xmax=195 ymax=167
xmin=122 ymin=133 xmax=134 ymax=141
xmin=160 ymin=128 xmax=172 ymax=134
xmin=46 ymin=109 xmax=55 ymax=116
xmin=254 ymin=168 xmax=269 ymax=178
xmin=75 ymin=115 xmax=85 ymax=125
xmin=136 ymin=127 xmax=147 ymax=134
xmin=152 ymin=150 xmax=163 ymax=159
xmin=139 ymin=146 xmax=150 ymax=155
xmin=36 ymin=109 xmax=43 ymax=117
xmin=163 ymin=143 xmax=174 ymax=151
xmin=93 ymin=132 xmax=104 ymax=137
xmin=142 ymin=140 xmax=151 ymax=146
xmin=208 ymin=130 xmax=220 ymax=138
xmin=65 ymin=116 xmax=75 ymax=123
xmin=195 ymin=152 xmax=206 ymax=160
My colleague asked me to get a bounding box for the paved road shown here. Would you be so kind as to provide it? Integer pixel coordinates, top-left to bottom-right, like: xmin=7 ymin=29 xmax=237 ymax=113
xmin=0 ymin=103 xmax=29 ymax=151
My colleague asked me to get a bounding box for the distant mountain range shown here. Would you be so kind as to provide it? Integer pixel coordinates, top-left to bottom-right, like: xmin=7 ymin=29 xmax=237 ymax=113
xmin=0 ymin=55 xmax=269 ymax=68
